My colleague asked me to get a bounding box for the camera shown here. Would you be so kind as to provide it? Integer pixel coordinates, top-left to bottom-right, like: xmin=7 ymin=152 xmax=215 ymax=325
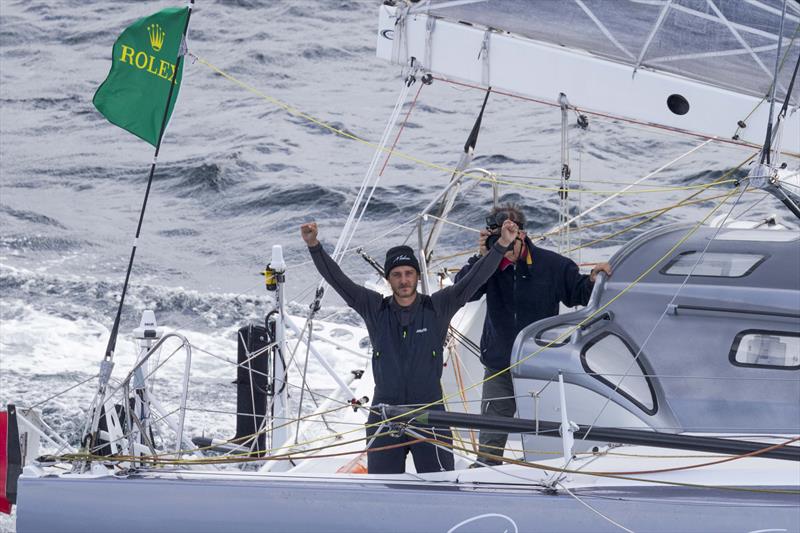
xmin=485 ymin=232 xmax=500 ymax=250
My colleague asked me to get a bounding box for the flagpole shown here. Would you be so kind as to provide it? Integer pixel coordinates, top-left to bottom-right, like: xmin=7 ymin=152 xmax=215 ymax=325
xmin=82 ymin=0 xmax=196 ymax=457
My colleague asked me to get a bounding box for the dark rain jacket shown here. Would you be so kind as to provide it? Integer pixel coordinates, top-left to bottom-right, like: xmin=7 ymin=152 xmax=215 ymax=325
xmin=454 ymin=236 xmax=594 ymax=370
xmin=309 ymin=242 xmax=509 ymax=405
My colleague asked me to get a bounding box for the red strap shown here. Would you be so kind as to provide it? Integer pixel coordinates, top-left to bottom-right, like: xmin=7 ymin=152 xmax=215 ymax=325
xmin=0 ymin=411 xmax=10 ymax=514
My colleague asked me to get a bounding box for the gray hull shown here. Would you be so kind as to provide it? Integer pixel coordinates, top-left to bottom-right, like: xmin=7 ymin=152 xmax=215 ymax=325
xmin=17 ymin=475 xmax=800 ymax=532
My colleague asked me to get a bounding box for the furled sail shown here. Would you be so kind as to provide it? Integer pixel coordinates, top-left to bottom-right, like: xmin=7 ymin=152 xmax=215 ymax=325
xmin=377 ymin=0 xmax=800 ymax=153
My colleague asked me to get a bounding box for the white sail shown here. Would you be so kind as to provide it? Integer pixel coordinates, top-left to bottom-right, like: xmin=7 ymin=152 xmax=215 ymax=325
xmin=377 ymin=0 xmax=800 ymax=153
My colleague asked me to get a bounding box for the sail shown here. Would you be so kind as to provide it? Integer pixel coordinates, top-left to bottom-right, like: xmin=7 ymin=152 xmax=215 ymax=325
xmin=377 ymin=0 xmax=800 ymax=152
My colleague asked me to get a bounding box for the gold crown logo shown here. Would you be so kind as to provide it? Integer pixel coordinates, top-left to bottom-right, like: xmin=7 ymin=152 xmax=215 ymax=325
xmin=147 ymin=23 xmax=165 ymax=52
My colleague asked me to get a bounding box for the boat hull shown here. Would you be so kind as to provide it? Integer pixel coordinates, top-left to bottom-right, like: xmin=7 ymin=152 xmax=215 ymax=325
xmin=17 ymin=473 xmax=800 ymax=532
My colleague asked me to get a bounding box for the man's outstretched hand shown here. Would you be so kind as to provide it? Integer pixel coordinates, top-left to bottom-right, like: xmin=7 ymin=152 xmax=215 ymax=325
xmin=301 ymin=222 xmax=319 ymax=247
xmin=478 ymin=229 xmax=491 ymax=256
xmin=497 ymin=219 xmax=519 ymax=248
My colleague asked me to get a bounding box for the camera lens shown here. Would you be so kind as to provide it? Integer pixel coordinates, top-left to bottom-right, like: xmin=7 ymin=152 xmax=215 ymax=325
xmin=486 ymin=212 xmax=524 ymax=231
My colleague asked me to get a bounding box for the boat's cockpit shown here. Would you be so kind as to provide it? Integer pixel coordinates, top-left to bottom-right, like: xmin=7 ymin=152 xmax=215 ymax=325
xmin=512 ymin=224 xmax=800 ymax=460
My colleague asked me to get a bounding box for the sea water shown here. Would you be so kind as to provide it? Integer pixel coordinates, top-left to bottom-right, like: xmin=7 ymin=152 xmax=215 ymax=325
xmin=0 ymin=1 xmax=792 ymax=530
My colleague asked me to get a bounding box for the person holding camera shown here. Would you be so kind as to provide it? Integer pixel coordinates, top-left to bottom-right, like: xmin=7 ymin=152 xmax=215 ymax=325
xmin=301 ymin=218 xmax=519 ymax=474
xmin=454 ymin=204 xmax=612 ymax=466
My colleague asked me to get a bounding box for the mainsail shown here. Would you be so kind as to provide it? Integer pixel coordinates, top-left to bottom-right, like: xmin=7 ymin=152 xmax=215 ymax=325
xmin=378 ymin=0 xmax=800 ymax=152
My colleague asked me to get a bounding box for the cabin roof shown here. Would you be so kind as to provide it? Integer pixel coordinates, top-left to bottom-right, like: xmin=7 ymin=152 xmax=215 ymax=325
xmin=609 ymin=224 xmax=800 ymax=291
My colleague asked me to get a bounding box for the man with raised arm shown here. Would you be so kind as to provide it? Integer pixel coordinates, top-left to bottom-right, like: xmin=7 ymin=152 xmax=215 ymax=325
xmin=301 ymin=219 xmax=519 ymax=474
xmin=455 ymin=203 xmax=612 ymax=467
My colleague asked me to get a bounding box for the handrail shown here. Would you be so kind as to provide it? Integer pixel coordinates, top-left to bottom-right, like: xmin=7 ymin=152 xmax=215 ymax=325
xmin=104 ymin=332 xmax=193 ymax=457
xmin=668 ymin=304 xmax=800 ymax=320
xmin=579 ymin=311 xmax=612 ymax=331
xmin=418 ymin=167 xmax=496 ymax=291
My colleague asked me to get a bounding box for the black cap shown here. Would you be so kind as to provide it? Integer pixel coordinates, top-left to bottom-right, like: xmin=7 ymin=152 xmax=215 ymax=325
xmin=384 ymin=245 xmax=421 ymax=278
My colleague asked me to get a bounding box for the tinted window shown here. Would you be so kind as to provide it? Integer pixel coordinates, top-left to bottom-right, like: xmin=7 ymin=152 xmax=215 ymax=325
xmin=662 ymin=252 xmax=765 ymax=277
xmin=730 ymin=330 xmax=800 ymax=370
xmin=581 ymin=334 xmax=656 ymax=413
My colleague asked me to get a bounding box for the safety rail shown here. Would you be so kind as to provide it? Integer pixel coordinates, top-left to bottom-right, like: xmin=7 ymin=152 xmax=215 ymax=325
xmin=104 ymin=332 xmax=193 ymax=459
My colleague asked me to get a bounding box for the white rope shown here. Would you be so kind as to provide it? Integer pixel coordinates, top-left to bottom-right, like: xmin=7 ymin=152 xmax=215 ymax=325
xmin=574 ymin=0 xmax=635 ymax=60
xmin=422 ymin=212 xmax=482 ymax=233
xmin=742 ymin=0 xmax=800 ymax=22
xmin=581 ymin=184 xmax=750 ymax=442
xmin=543 ymin=138 xmax=714 ymax=239
xmin=331 ymin=80 xmax=413 ymax=262
xmin=413 ymin=0 xmax=487 ymax=13
xmin=669 ymin=3 xmax=790 ymax=41
xmin=633 ymin=0 xmax=673 ymax=73
xmin=648 ymin=42 xmax=789 ymax=64
xmin=557 ymin=482 xmax=635 ymax=533
xmin=705 ymin=0 xmax=787 ymax=94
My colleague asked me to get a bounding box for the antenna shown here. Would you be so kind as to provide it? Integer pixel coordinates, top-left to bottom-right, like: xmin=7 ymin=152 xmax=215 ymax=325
xmin=748 ymin=0 xmax=800 ymax=220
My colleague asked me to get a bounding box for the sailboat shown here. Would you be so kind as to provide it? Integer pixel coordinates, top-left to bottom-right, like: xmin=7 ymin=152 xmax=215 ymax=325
xmin=3 ymin=1 xmax=799 ymax=531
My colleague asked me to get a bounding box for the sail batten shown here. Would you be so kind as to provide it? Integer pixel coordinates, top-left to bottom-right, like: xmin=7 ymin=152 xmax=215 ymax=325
xmin=380 ymin=0 xmax=800 ymax=153
xmin=407 ymin=0 xmax=800 ymax=105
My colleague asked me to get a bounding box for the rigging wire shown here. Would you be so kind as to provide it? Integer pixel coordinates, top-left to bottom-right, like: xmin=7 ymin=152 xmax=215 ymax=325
xmin=189 ymin=54 xmax=757 ymax=194
xmin=39 ymin=43 xmax=799 ymax=480
xmin=95 ymin=180 xmax=749 ymax=463
xmin=365 ymin=182 xmax=745 ymax=442
xmin=27 ymin=160 xmax=771 ymax=474
xmin=61 ymin=172 xmax=763 ymax=466
xmin=578 ymin=183 xmax=753 ymax=445
xmin=557 ymin=482 xmax=634 ymax=533
xmin=433 ymin=77 xmax=800 ymax=158
xmin=25 ymin=374 xmax=100 ymax=411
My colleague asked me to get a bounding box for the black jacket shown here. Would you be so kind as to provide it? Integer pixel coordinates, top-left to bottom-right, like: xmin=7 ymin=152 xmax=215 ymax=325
xmin=309 ymin=241 xmax=509 ymax=405
xmin=454 ymin=237 xmax=594 ymax=370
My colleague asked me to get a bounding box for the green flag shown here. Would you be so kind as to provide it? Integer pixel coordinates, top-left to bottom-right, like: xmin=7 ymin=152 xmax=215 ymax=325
xmin=93 ymin=7 xmax=189 ymax=146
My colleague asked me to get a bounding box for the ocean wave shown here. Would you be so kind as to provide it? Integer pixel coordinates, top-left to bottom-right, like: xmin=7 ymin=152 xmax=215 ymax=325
xmin=0 ymin=205 xmax=67 ymax=228
xmin=166 ymin=162 xmax=237 ymax=195
xmin=0 ymin=17 xmax=47 ymax=44
xmin=158 ymin=228 xmax=201 ymax=238
xmin=413 ymin=103 xmax=459 ymax=115
xmin=229 ymin=183 xmax=347 ymax=215
xmin=0 ymin=235 xmax=83 ymax=252
xmin=39 ymin=164 xmax=140 ymax=182
xmin=472 ymin=154 xmax=535 ymax=166
xmin=300 ymin=44 xmax=354 ymax=61
xmin=0 ymin=95 xmax=81 ymax=111
xmin=678 ymin=167 xmax=747 ymax=185
xmin=0 ymin=264 xmax=275 ymax=330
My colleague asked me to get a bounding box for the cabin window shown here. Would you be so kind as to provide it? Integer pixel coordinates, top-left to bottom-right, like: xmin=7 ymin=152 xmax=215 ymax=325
xmin=534 ymin=324 xmax=576 ymax=347
xmin=661 ymin=251 xmax=765 ymax=278
xmin=581 ymin=333 xmax=656 ymax=414
xmin=730 ymin=330 xmax=800 ymax=370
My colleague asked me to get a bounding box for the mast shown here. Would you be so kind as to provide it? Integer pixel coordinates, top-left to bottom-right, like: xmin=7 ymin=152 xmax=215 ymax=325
xmin=82 ymin=1 xmax=196 ymax=460
xmin=748 ymin=0 xmax=800 ymax=220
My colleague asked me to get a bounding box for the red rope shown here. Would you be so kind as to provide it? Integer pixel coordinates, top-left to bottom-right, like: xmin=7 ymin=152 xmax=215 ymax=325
xmin=433 ymin=76 xmax=780 ymax=155
xmin=379 ymin=82 xmax=425 ymax=176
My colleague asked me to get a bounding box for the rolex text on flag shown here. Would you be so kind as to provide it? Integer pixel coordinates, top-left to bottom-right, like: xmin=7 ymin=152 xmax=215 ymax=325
xmin=93 ymin=7 xmax=189 ymax=146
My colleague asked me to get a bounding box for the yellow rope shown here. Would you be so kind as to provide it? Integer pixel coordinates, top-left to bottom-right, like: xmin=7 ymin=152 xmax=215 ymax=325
xmin=406 ymin=427 xmax=800 ymax=495
xmin=61 ymin=59 xmax=764 ymax=466
xmin=373 ymin=184 xmax=743 ymax=434
xmin=257 ymin=173 xmax=747 ymax=453
xmin=565 ymin=156 xmax=754 ymax=252
xmin=431 ymin=189 xmax=743 ymax=270
xmin=190 ymin=53 xmax=734 ymax=196
xmin=568 ymin=191 xmax=735 ymax=233
xmin=87 ymin=178 xmax=749 ymax=462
